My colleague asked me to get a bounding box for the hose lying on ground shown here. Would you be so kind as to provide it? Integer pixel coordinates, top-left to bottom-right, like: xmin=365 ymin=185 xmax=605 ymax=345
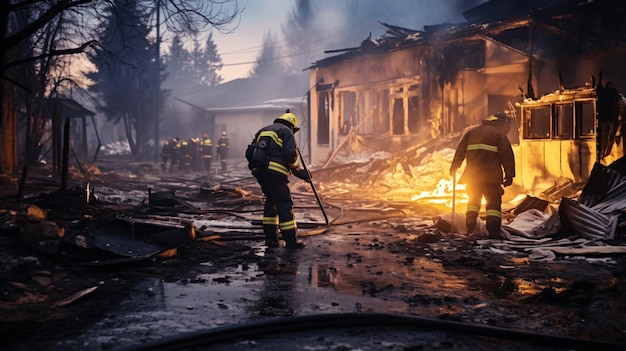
xmin=115 ymin=312 xmax=626 ymax=351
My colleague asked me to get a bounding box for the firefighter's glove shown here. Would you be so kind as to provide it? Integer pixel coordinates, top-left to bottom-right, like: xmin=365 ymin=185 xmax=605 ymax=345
xmin=502 ymin=177 xmax=513 ymax=187
xmin=294 ymin=169 xmax=311 ymax=183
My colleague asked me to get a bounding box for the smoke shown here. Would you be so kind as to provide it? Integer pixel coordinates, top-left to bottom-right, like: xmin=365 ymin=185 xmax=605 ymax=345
xmin=310 ymin=0 xmax=488 ymax=52
xmin=162 ymin=1 xmax=491 ymax=141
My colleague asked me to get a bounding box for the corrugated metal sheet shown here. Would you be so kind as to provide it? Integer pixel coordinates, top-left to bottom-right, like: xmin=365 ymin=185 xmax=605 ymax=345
xmin=578 ymin=162 xmax=626 ymax=208
xmin=591 ymin=181 xmax=626 ymax=213
xmin=503 ymin=209 xmax=560 ymax=239
xmin=559 ymin=197 xmax=619 ymax=240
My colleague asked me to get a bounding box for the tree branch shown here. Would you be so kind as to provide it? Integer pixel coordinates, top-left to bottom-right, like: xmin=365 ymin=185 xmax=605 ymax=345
xmin=1 ymin=0 xmax=94 ymax=52
xmin=6 ymin=40 xmax=98 ymax=68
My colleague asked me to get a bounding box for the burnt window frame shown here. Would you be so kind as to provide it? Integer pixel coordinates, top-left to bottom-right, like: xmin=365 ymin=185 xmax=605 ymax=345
xmin=553 ymin=103 xmax=575 ymax=140
xmin=392 ymin=96 xmax=404 ymax=135
xmin=339 ymin=91 xmax=357 ymax=136
xmin=521 ymin=99 xmax=596 ymax=140
xmin=576 ymin=100 xmax=596 ymax=138
xmin=389 ymin=83 xmax=420 ymax=136
xmin=523 ymin=105 xmax=551 ymax=139
xmin=317 ymin=90 xmax=331 ymax=145
xmin=356 ymin=89 xmax=377 ymax=135
xmin=407 ymin=85 xmax=420 ymax=134
xmin=375 ymin=89 xmax=390 ymax=134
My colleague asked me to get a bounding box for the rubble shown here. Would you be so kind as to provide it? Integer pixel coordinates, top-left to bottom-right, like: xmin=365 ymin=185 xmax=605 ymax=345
xmin=1 ymin=150 xmax=626 ymax=350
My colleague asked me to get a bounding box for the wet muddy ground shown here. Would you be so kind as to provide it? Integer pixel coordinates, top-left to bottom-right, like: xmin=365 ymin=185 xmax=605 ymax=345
xmin=1 ymin=162 xmax=626 ymax=351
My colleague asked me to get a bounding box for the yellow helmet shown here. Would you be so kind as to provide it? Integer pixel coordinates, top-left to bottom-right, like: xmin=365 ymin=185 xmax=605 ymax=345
xmin=277 ymin=109 xmax=299 ymax=131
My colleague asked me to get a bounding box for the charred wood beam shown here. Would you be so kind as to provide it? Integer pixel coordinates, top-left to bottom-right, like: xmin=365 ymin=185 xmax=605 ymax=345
xmin=323 ymin=105 xmax=377 ymax=168
xmin=477 ymin=34 xmax=530 ymax=57
xmin=360 ymin=159 xmax=390 ymax=187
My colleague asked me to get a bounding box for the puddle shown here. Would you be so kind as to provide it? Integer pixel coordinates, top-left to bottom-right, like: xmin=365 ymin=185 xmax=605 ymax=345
xmin=53 ymin=265 xmax=265 ymax=350
xmin=163 ymin=263 xmax=264 ymax=311
xmin=470 ymin=275 xmax=567 ymax=299
xmin=49 ymin=234 xmax=583 ymax=351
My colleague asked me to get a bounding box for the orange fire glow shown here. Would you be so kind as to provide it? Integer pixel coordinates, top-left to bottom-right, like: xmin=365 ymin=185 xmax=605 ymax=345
xmin=412 ymin=178 xmax=467 ymax=207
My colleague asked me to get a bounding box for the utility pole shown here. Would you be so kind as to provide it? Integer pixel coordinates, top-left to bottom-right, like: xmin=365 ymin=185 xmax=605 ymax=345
xmin=154 ymin=0 xmax=161 ymax=162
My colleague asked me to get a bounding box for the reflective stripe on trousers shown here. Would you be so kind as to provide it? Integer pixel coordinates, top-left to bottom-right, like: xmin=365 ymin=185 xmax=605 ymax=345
xmin=255 ymin=172 xmax=297 ymax=243
xmin=465 ymin=183 xmax=503 ymax=237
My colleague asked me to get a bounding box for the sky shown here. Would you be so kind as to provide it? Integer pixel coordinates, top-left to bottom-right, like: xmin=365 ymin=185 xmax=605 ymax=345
xmin=210 ymin=0 xmax=483 ymax=83
xmin=212 ymin=0 xmax=292 ymax=82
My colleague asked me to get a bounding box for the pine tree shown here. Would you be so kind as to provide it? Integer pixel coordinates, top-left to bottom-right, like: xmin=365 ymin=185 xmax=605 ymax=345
xmin=248 ymin=31 xmax=283 ymax=78
xmin=196 ymin=32 xmax=223 ymax=87
xmin=163 ymin=34 xmax=191 ymax=89
xmin=86 ymin=0 xmax=159 ymax=158
xmin=163 ymin=32 xmax=222 ymax=93
xmin=162 ymin=34 xmax=195 ymax=95
xmin=281 ymin=0 xmax=314 ymax=74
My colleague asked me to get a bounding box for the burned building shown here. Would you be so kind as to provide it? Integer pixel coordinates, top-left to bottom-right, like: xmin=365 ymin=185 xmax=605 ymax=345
xmin=307 ymin=0 xmax=626 ymax=193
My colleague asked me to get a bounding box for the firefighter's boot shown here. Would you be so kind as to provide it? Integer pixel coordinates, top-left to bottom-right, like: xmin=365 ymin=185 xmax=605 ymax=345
xmin=281 ymin=229 xmax=305 ymax=249
xmin=263 ymin=225 xmax=279 ymax=248
xmin=486 ymin=216 xmax=503 ymax=240
xmin=466 ymin=216 xmax=477 ymax=235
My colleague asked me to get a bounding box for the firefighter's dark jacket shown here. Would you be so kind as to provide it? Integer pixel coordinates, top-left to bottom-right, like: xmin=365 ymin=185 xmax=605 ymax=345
xmin=253 ymin=121 xmax=300 ymax=177
xmin=451 ymin=120 xmax=515 ymax=185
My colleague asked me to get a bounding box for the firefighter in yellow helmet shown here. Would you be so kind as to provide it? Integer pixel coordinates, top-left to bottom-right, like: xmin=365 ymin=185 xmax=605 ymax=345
xmin=449 ymin=112 xmax=515 ymax=239
xmin=200 ymin=134 xmax=213 ymax=171
xmin=169 ymin=137 xmax=182 ymax=172
xmin=188 ymin=137 xmax=201 ymax=171
xmin=178 ymin=138 xmax=191 ymax=171
xmin=217 ymin=131 xmax=229 ymax=172
xmin=246 ymin=109 xmax=309 ymax=249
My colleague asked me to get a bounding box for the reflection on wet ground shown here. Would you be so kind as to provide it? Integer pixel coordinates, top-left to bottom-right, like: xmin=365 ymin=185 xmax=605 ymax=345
xmin=50 ymin=224 xmax=622 ymax=351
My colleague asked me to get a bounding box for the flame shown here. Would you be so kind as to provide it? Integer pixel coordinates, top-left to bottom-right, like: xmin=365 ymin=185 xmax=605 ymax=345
xmin=412 ymin=178 xmax=467 ymax=207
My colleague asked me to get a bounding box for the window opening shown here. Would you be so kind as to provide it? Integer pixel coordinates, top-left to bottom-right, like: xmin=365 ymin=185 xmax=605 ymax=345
xmin=317 ymin=91 xmax=330 ymax=145
xmin=407 ymin=96 xmax=420 ymax=133
xmin=576 ymin=101 xmax=595 ymax=137
xmin=392 ymin=98 xmax=404 ymax=135
xmin=553 ymin=104 xmax=574 ymax=139
xmin=524 ymin=106 xmax=551 ymax=139
xmin=340 ymin=91 xmax=356 ymax=135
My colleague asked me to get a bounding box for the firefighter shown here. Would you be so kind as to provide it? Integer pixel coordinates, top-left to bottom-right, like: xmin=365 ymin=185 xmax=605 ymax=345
xmin=178 ymin=138 xmax=191 ymax=172
xmin=169 ymin=137 xmax=182 ymax=172
xmin=188 ymin=137 xmax=201 ymax=171
xmin=449 ymin=112 xmax=515 ymax=239
xmin=200 ymin=134 xmax=213 ymax=171
xmin=160 ymin=138 xmax=172 ymax=172
xmin=217 ymin=131 xmax=229 ymax=171
xmin=249 ymin=109 xmax=310 ymax=249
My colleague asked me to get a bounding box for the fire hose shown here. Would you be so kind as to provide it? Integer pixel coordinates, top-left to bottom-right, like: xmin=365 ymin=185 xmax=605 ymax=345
xmin=114 ymin=312 xmax=626 ymax=351
xmin=298 ymin=148 xmax=329 ymax=226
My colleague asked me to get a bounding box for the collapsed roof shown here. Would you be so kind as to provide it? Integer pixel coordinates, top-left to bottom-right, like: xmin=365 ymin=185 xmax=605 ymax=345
xmin=311 ymin=0 xmax=626 ymax=70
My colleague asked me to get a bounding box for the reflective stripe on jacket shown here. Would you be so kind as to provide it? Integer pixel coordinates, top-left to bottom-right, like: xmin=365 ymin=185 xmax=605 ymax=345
xmin=253 ymin=122 xmax=299 ymax=178
xmin=200 ymin=139 xmax=212 ymax=158
xmin=451 ymin=122 xmax=515 ymax=184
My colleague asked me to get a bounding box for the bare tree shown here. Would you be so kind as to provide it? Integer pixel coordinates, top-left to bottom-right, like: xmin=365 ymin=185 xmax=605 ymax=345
xmin=0 ymin=0 xmax=241 ymax=174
